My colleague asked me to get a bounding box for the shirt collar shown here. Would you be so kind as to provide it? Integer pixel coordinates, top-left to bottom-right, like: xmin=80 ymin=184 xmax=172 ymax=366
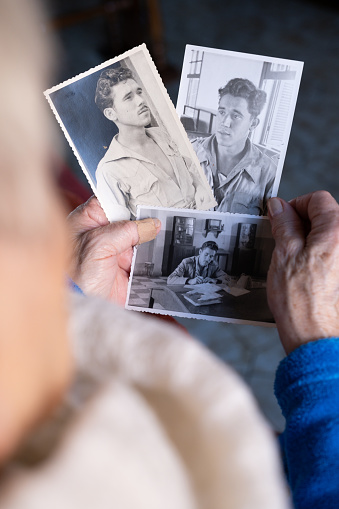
xmin=194 ymin=134 xmax=261 ymax=183
xmin=218 ymin=139 xmax=263 ymax=185
xmin=195 ymin=134 xmax=218 ymax=165
xmin=237 ymin=139 xmax=260 ymax=180
xmin=101 ymin=127 xmax=176 ymax=164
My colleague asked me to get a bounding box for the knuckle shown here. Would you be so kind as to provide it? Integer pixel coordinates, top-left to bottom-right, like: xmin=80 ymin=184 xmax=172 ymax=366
xmin=313 ymin=190 xmax=332 ymax=201
xmin=311 ymin=190 xmax=339 ymax=215
xmin=76 ymin=231 xmax=93 ymax=265
xmin=271 ymin=241 xmax=306 ymax=276
xmin=270 ymin=220 xmax=285 ymax=238
xmin=271 ymin=219 xmax=302 ymax=246
xmin=330 ymin=218 xmax=339 ymax=243
xmin=314 ymin=210 xmax=339 ymax=246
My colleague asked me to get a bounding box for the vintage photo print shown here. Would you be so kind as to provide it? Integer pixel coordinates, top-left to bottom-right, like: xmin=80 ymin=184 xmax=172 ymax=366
xmin=176 ymin=45 xmax=304 ymax=216
xmin=126 ymin=205 xmax=276 ymax=326
xmin=45 ymin=44 xmax=216 ymax=222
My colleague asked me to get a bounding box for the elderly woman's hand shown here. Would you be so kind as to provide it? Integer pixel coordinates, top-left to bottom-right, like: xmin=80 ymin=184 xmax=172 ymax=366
xmin=267 ymin=191 xmax=339 ymax=354
xmin=68 ymin=197 xmax=161 ymax=305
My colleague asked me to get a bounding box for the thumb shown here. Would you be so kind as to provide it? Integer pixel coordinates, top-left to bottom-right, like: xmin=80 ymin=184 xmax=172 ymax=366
xmin=134 ymin=217 xmax=161 ymax=245
xmin=99 ymin=217 xmax=161 ymax=257
xmin=267 ymin=197 xmax=305 ymax=254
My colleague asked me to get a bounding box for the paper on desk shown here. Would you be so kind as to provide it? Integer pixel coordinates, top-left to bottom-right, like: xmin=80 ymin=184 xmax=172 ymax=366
xmin=184 ymin=288 xmax=223 ymax=306
xmin=220 ymin=285 xmax=250 ymax=297
xmin=184 ymin=282 xmax=250 ymax=297
xmin=184 ymin=283 xmax=221 ymax=293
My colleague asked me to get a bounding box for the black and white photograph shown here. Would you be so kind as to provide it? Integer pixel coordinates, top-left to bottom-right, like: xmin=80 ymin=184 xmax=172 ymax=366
xmin=45 ymin=44 xmax=216 ymax=221
xmin=176 ymin=45 xmax=303 ymax=216
xmin=126 ymin=206 xmax=275 ymax=326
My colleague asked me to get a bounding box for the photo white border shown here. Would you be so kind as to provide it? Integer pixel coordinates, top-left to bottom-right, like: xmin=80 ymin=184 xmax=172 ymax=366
xmin=44 ymin=44 xmax=216 ymax=221
xmin=176 ymin=44 xmax=304 ymax=201
xmin=126 ymin=205 xmax=276 ymax=327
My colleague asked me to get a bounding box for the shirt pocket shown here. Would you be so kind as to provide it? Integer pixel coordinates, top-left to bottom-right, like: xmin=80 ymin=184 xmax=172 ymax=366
xmin=222 ymin=192 xmax=263 ymax=215
xmin=124 ymin=170 xmax=159 ymax=202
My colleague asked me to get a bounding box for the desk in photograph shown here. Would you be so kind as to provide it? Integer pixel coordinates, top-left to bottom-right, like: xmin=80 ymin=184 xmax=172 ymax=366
xmin=149 ymin=283 xmax=274 ymax=324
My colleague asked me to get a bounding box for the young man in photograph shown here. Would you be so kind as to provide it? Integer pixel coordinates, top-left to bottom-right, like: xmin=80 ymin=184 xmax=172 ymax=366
xmin=191 ymin=78 xmax=277 ymax=216
xmin=95 ymin=66 xmax=213 ymax=221
xmin=167 ymin=240 xmax=230 ymax=285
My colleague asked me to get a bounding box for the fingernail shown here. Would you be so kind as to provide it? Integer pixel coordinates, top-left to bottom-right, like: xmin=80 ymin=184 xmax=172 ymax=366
xmin=153 ymin=218 xmax=161 ymax=228
xmin=268 ymin=198 xmax=283 ymax=217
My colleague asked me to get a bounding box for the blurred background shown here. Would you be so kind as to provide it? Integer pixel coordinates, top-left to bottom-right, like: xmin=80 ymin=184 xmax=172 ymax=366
xmin=44 ymin=0 xmax=339 ymax=431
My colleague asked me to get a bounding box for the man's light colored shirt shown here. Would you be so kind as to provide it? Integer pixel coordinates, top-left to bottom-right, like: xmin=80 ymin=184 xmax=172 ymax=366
xmin=96 ymin=127 xmax=214 ymax=221
xmin=167 ymin=255 xmax=227 ymax=285
xmin=191 ymin=134 xmax=277 ymax=216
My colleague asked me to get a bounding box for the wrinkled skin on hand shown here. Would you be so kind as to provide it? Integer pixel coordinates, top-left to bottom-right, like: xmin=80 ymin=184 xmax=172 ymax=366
xmin=68 ymin=197 xmax=161 ymax=306
xmin=267 ymin=191 xmax=339 ymax=354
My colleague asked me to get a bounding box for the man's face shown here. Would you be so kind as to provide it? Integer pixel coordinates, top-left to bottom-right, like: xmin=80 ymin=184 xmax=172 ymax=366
xmin=198 ymin=247 xmax=216 ymax=267
xmin=107 ymin=78 xmax=151 ymax=128
xmin=216 ymin=94 xmax=258 ymax=152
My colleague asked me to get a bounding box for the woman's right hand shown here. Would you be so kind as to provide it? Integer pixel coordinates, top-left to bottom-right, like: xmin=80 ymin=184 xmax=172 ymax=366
xmin=267 ymin=191 xmax=339 ymax=354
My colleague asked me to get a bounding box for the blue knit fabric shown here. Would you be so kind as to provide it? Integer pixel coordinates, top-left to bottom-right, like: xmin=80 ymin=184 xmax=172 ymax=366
xmin=275 ymin=338 xmax=339 ymax=509
xmin=67 ymin=277 xmax=84 ymax=295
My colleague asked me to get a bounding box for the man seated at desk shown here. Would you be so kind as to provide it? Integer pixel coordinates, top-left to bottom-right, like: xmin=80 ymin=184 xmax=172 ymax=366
xmin=167 ymin=241 xmax=230 ymax=286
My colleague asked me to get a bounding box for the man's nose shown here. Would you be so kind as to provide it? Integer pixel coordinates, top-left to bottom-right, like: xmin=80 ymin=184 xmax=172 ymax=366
xmin=221 ymin=114 xmax=231 ymax=127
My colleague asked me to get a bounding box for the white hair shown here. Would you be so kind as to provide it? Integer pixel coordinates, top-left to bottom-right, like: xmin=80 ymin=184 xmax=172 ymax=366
xmin=0 ymin=0 xmax=60 ymax=235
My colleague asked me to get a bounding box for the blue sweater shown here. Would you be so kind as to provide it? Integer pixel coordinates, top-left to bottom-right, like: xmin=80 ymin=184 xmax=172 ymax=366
xmin=275 ymin=338 xmax=339 ymax=509
xmin=67 ymin=277 xmax=84 ymax=295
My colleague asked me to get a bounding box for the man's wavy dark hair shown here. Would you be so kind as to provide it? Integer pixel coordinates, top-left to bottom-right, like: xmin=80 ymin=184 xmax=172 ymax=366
xmin=201 ymin=241 xmax=219 ymax=253
xmin=95 ymin=66 xmax=135 ymax=112
xmin=218 ymin=78 xmax=266 ymax=118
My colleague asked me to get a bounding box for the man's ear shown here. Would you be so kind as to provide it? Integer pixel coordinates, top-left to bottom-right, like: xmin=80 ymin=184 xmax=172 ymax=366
xmin=249 ymin=117 xmax=260 ymax=131
xmin=103 ymin=107 xmax=118 ymax=122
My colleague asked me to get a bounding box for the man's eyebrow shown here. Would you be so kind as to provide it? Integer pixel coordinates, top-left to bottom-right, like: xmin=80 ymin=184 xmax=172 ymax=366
xmin=232 ymin=109 xmax=244 ymax=116
xmin=218 ymin=106 xmax=244 ymax=116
